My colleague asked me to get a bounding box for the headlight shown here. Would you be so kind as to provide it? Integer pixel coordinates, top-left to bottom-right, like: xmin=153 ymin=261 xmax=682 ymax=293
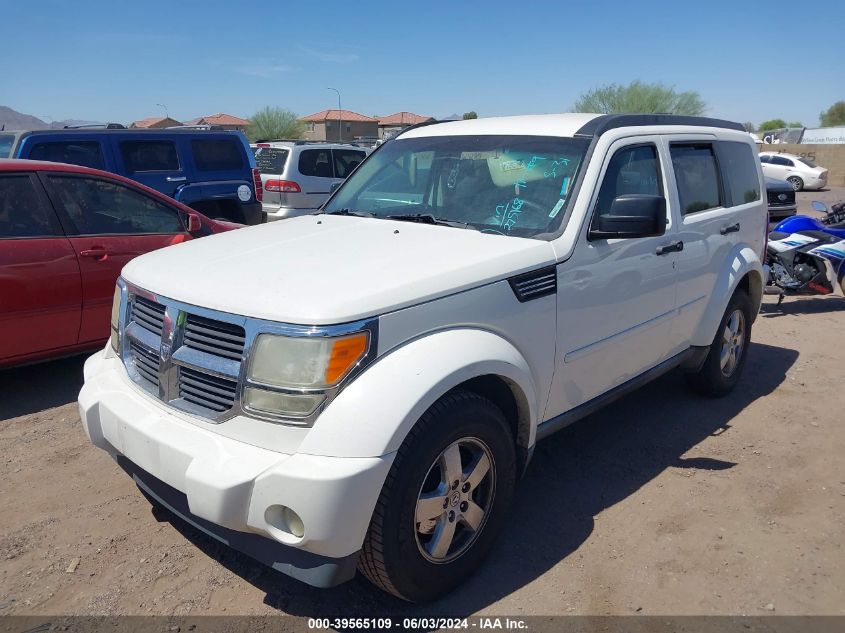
xmin=245 ymin=331 xmax=370 ymax=420
xmin=248 ymin=332 xmax=369 ymax=389
xmin=109 ymin=284 xmax=121 ymax=351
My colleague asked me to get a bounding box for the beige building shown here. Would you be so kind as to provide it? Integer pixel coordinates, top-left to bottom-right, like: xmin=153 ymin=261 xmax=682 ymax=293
xmin=185 ymin=113 xmax=250 ymax=132
xmin=300 ymin=109 xmax=378 ymax=142
xmin=377 ymin=111 xmax=434 ymax=139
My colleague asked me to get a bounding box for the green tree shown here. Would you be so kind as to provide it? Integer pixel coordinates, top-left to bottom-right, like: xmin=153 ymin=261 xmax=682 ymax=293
xmin=462 ymin=111 xmax=478 ymax=120
xmin=572 ymin=80 xmax=706 ymax=115
xmin=246 ymin=106 xmax=304 ymax=142
xmin=820 ymin=101 xmax=845 ymax=127
xmin=758 ymin=119 xmax=787 ymax=132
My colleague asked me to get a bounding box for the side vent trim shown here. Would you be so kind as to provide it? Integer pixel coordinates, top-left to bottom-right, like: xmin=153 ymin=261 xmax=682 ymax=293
xmin=508 ymin=265 xmax=557 ymax=303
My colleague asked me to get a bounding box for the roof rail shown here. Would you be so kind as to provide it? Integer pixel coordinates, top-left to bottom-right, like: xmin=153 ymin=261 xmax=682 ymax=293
xmin=62 ymin=123 xmax=127 ymax=130
xmin=390 ymin=119 xmax=445 ymax=140
xmin=575 ymin=114 xmax=745 ymax=137
xmin=167 ymin=124 xmax=223 ymax=130
xmin=255 ymin=138 xmax=355 ymax=146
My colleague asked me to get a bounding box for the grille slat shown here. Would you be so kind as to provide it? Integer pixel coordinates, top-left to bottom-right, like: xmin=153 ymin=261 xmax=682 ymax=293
xmin=132 ymin=296 xmax=165 ymax=335
xmin=183 ymin=315 xmax=245 ymax=361
xmin=129 ymin=342 xmax=160 ymax=389
xmin=178 ymin=366 xmax=237 ymax=413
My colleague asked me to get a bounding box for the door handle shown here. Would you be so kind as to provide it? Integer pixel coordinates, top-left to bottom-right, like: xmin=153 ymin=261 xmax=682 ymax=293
xmin=80 ymin=247 xmax=108 ymax=261
xmin=720 ymin=222 xmax=741 ymax=235
xmin=656 ymin=240 xmax=684 ymax=256
xmin=166 ymin=176 xmax=187 ymax=182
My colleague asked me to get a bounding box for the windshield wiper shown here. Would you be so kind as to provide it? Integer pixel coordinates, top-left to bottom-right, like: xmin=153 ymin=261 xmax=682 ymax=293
xmin=386 ymin=213 xmax=475 ymax=230
xmin=324 ymin=208 xmax=374 ymax=217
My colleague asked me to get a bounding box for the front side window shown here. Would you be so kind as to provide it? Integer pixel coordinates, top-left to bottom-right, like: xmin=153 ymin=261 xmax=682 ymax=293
xmin=192 ymin=139 xmax=243 ymax=171
xmin=718 ymin=141 xmax=760 ymax=205
xmin=324 ymin=135 xmax=589 ymax=238
xmin=770 ymin=155 xmax=792 ymax=167
xmin=759 ymin=155 xmax=770 ymax=163
xmin=0 ymin=133 xmax=16 ymax=158
xmin=48 ymin=176 xmax=184 ymax=235
xmin=0 ymin=174 xmax=61 ymax=238
xmin=593 ymin=144 xmax=662 ymax=221
xmin=299 ymin=149 xmax=334 ymax=178
xmin=28 ymin=141 xmax=105 ymax=170
xmin=670 ymin=143 xmax=722 ymax=215
xmin=333 ymin=149 xmax=366 ymax=178
xmin=120 ymin=141 xmax=180 ymax=172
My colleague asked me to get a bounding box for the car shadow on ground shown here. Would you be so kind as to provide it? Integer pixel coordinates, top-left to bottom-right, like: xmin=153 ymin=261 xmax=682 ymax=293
xmin=0 ymin=354 xmax=87 ymax=421
xmin=760 ymin=296 xmax=845 ymax=317
xmin=150 ymin=341 xmax=798 ymax=617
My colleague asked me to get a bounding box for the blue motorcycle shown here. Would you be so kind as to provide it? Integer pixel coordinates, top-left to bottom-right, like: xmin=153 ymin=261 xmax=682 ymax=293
xmin=766 ymin=200 xmax=845 ymax=304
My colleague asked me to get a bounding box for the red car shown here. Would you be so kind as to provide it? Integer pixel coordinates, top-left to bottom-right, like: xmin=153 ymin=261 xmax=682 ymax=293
xmin=0 ymin=159 xmax=240 ymax=368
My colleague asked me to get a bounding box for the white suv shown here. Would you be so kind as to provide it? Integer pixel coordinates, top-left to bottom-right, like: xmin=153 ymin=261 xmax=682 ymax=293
xmin=79 ymin=114 xmax=766 ymax=602
xmin=251 ymin=141 xmax=367 ymax=220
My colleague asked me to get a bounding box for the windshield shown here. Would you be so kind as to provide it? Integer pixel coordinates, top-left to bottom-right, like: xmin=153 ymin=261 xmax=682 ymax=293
xmin=0 ymin=133 xmax=15 ymax=158
xmin=323 ymin=135 xmax=590 ymax=238
xmin=252 ymin=146 xmax=289 ymax=174
xmin=797 ymin=156 xmax=817 ymax=168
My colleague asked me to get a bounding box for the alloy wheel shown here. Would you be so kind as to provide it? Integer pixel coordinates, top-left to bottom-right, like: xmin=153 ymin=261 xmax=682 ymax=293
xmin=414 ymin=437 xmax=496 ymax=563
xmin=720 ymin=309 xmax=746 ymax=377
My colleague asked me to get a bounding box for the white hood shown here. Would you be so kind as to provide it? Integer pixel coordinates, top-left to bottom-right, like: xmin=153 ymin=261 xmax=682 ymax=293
xmin=122 ymin=215 xmax=556 ymax=325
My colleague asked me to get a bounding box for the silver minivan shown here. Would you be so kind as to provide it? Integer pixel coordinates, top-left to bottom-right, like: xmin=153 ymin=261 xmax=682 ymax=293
xmin=251 ymin=141 xmax=368 ymax=220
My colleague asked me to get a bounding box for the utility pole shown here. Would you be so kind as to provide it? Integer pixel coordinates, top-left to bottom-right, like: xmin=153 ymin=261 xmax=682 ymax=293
xmin=327 ymin=87 xmax=341 ymax=142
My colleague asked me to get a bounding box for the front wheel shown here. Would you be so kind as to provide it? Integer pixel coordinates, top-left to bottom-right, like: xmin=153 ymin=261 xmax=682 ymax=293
xmin=787 ymin=176 xmax=804 ymax=191
xmin=685 ymin=289 xmax=753 ymax=397
xmin=358 ymin=391 xmax=516 ymax=602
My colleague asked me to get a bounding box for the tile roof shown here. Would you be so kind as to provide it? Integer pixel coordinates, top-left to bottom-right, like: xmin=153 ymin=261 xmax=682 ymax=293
xmin=196 ymin=113 xmax=250 ymax=126
xmin=377 ymin=112 xmax=434 ymax=126
xmin=301 ymin=109 xmax=378 ymax=123
xmin=130 ymin=116 xmax=175 ymax=128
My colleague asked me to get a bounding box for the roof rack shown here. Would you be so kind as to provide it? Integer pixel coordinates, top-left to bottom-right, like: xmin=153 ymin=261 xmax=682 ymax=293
xmin=390 ymin=119 xmax=445 ymax=140
xmin=575 ymin=114 xmax=745 ymax=137
xmin=167 ymin=124 xmax=223 ymax=130
xmin=255 ymin=138 xmax=355 ymax=146
xmin=62 ymin=123 xmax=127 ymax=129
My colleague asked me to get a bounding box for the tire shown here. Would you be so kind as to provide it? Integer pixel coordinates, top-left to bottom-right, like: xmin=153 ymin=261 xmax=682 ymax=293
xmin=685 ymin=289 xmax=753 ymax=397
xmin=358 ymin=390 xmax=516 ymax=602
xmin=787 ymin=176 xmax=804 ymax=191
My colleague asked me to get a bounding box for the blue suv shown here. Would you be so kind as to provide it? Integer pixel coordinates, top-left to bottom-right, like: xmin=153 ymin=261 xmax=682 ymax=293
xmin=6 ymin=128 xmax=265 ymax=224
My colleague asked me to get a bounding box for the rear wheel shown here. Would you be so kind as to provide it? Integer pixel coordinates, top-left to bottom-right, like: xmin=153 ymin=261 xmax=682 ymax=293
xmin=787 ymin=176 xmax=804 ymax=191
xmin=685 ymin=289 xmax=753 ymax=397
xmin=358 ymin=391 xmax=516 ymax=602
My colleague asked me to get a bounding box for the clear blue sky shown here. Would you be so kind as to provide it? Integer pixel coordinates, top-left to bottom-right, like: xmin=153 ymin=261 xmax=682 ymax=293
xmin=3 ymin=0 xmax=843 ymax=127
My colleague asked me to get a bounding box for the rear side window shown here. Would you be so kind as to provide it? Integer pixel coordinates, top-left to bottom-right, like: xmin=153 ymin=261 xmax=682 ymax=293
xmin=718 ymin=141 xmax=760 ymax=205
xmin=253 ymin=147 xmax=289 ymax=174
xmin=0 ymin=133 xmax=16 ymax=158
xmin=191 ymin=139 xmax=244 ymax=171
xmin=121 ymin=141 xmax=180 ymax=172
xmin=28 ymin=141 xmax=105 ymax=170
xmin=47 ymin=176 xmax=184 ymax=235
xmin=0 ymin=174 xmax=62 ymax=238
xmin=798 ymin=157 xmax=817 ymax=168
xmin=333 ymin=149 xmax=366 ymax=178
xmin=670 ymin=144 xmax=722 ymax=215
xmin=298 ymin=149 xmax=334 ymax=178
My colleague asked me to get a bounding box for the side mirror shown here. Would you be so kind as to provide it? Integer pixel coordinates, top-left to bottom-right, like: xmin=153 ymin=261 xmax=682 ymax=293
xmin=186 ymin=212 xmax=202 ymax=233
xmin=588 ymin=194 xmax=667 ymax=240
xmin=811 ymin=201 xmax=828 ymax=213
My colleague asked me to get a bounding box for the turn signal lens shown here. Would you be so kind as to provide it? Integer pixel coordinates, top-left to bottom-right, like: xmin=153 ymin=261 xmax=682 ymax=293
xmin=325 ymin=333 xmax=368 ymax=384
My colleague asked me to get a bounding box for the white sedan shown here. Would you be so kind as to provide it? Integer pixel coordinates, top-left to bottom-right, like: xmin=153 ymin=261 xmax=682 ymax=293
xmin=759 ymin=152 xmax=828 ymax=191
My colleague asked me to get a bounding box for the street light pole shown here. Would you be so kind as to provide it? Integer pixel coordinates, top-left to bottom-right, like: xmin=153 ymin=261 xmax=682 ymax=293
xmin=156 ymin=103 xmax=169 ymax=120
xmin=327 ymin=87 xmax=341 ymax=142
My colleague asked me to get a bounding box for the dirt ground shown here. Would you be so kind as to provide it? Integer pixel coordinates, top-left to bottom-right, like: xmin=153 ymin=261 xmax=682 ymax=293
xmin=1 ymin=189 xmax=844 ymax=618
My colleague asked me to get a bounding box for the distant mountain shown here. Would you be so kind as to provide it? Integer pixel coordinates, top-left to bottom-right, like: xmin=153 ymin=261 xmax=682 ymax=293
xmin=0 ymin=106 xmax=105 ymax=131
xmin=0 ymin=105 xmax=48 ymax=130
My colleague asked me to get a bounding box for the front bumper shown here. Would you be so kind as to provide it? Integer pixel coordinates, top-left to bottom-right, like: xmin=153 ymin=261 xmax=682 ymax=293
xmin=78 ymin=350 xmax=394 ymax=587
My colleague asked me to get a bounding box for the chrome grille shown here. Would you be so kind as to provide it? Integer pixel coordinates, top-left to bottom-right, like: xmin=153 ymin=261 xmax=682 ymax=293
xmin=178 ymin=367 xmax=237 ymax=413
xmin=184 ymin=314 xmax=245 ymax=361
xmin=129 ymin=341 xmax=160 ymax=389
xmin=131 ymin=295 xmax=165 ymax=335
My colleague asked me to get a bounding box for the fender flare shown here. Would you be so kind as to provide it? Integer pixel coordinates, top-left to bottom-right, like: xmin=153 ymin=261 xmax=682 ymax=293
xmin=691 ymin=244 xmax=763 ymax=347
xmin=296 ymin=329 xmax=539 ymax=459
